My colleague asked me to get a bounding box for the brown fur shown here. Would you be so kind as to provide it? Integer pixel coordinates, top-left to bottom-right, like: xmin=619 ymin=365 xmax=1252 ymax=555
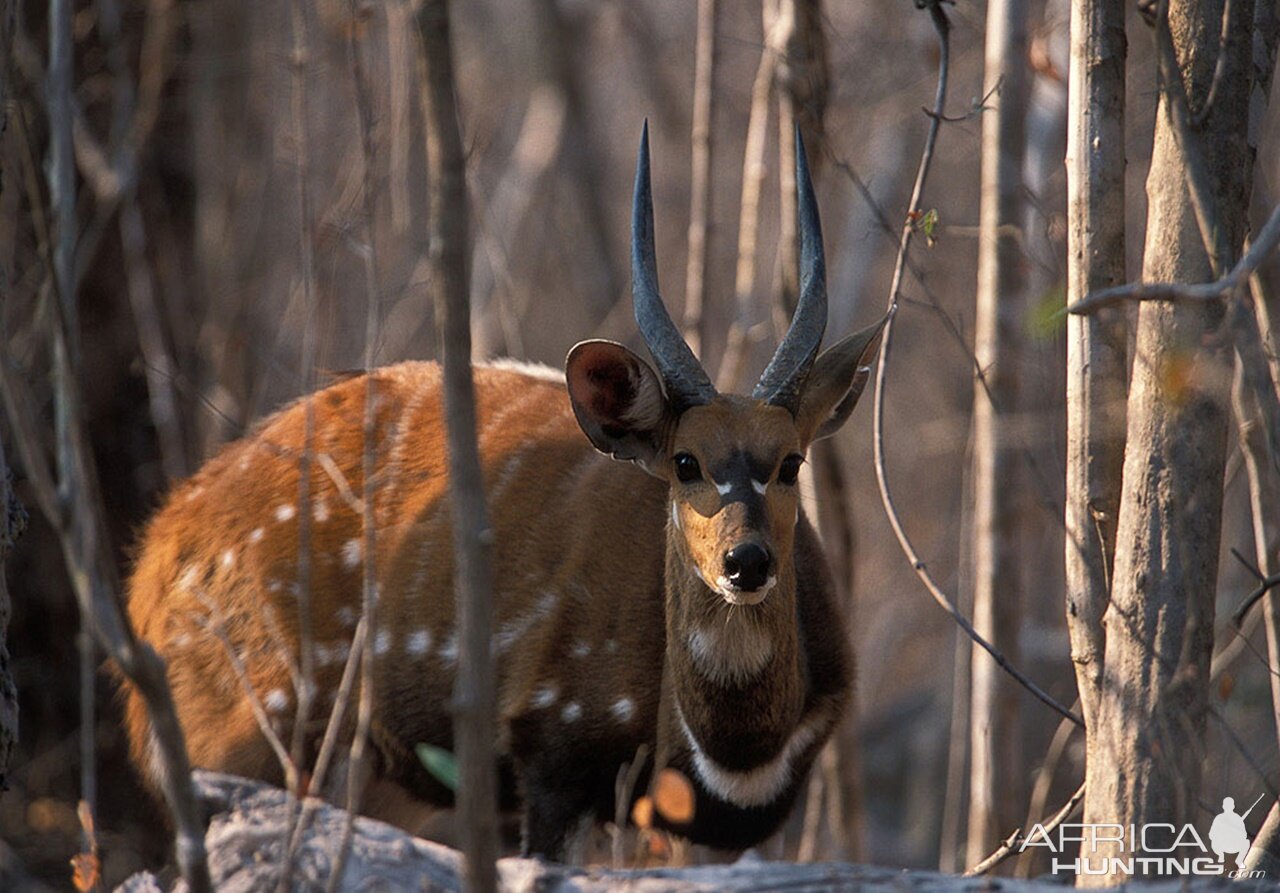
xmin=123 ymin=349 xmax=867 ymax=858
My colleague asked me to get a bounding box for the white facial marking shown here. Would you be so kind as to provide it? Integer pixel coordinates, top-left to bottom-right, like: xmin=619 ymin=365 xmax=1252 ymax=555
xmin=335 ymin=606 xmax=357 ymax=628
xmin=407 ymin=629 xmax=431 ymax=656
xmin=220 ymin=549 xmax=236 ymax=570
xmin=248 ymin=527 xmax=265 ymax=545
xmin=341 ymin=538 xmax=362 ymax=570
xmin=751 ymin=479 xmax=768 ymax=496
xmin=713 ymin=574 xmax=776 ymax=606
xmin=671 ymin=501 xmax=681 ymax=531
xmin=531 ymin=684 xmax=559 ymax=709
xmin=313 ymin=498 xmax=330 ymax=523
xmin=274 ymin=504 xmax=296 ymax=523
xmin=569 ymin=640 xmax=592 ymax=659
xmin=374 ymin=630 xmax=392 ymax=656
xmin=678 ymin=702 xmax=826 ymax=808
xmin=561 ymin=701 xmax=582 ymax=723
xmin=610 ymin=697 xmax=635 ymax=723
xmin=714 ymin=480 xmax=733 ymax=496
xmin=264 ymin=688 xmax=289 ymax=714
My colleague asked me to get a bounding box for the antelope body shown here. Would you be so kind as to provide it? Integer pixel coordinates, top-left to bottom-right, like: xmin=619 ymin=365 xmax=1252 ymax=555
xmin=122 ymin=128 xmax=882 ymax=860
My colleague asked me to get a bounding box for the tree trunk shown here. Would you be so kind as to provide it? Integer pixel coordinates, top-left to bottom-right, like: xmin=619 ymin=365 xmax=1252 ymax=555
xmin=1081 ymin=0 xmax=1257 ymax=880
xmin=418 ymin=2 xmax=499 ymax=891
xmin=966 ymin=0 xmax=1028 ymax=868
xmin=1063 ymin=0 xmax=1127 ymax=750
xmin=0 ymin=0 xmax=19 ymax=791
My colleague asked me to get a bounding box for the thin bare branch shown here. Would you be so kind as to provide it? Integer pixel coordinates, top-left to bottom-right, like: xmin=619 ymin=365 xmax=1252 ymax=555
xmin=1067 ymin=201 xmax=1280 ymax=314
xmin=717 ymin=0 xmax=782 ymax=391
xmin=682 ymin=0 xmax=716 ymax=356
xmin=418 ymin=2 xmax=500 ymax=891
xmin=963 ymin=782 xmax=1086 ymax=877
xmin=869 ymin=1 xmax=1083 ymax=729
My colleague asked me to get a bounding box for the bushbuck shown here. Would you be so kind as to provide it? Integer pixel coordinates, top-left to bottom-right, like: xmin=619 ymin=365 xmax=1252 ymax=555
xmin=122 ymin=126 xmax=884 ymax=860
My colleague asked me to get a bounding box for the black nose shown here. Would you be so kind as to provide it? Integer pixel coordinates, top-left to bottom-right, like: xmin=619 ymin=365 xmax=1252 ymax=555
xmin=723 ymin=543 xmax=772 ymax=592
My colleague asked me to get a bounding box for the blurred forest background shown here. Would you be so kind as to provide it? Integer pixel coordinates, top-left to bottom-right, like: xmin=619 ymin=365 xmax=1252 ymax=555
xmin=3 ymin=0 xmax=1280 ymax=887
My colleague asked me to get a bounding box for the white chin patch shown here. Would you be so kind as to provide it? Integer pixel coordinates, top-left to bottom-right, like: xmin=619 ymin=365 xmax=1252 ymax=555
xmin=714 ymin=575 xmax=776 ymax=606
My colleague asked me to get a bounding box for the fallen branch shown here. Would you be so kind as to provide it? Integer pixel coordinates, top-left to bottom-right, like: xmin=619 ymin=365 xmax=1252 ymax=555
xmin=964 ymin=782 xmax=1086 ymax=877
xmin=119 ymin=772 xmax=1270 ymax=893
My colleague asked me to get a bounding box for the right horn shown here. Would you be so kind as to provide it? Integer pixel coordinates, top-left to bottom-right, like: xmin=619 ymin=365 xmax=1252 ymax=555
xmin=752 ymin=127 xmax=828 ymax=415
xmin=631 ymin=121 xmax=718 ymax=412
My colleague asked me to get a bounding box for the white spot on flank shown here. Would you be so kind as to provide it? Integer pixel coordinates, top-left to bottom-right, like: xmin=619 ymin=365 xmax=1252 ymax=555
xmin=177 ymin=564 xmax=201 ymax=591
xmin=184 ymin=486 xmax=204 ymax=502
xmin=248 ymin=527 xmax=265 ymax=544
xmin=169 ymin=632 xmax=193 ymax=649
xmin=220 ymin=549 xmax=236 ymax=570
xmin=678 ymin=702 xmax=827 ymax=808
xmin=531 ymin=684 xmax=559 ymax=709
xmin=714 ymin=480 xmax=733 ymax=496
xmin=610 ymin=697 xmax=635 ymax=723
xmin=751 ymin=480 xmax=768 ymax=495
xmin=569 ymin=640 xmax=591 ymax=659
xmin=264 ymin=688 xmax=289 ymax=713
xmin=374 ymin=630 xmax=392 ymax=656
xmin=267 ymin=579 xmax=282 ymax=593
xmin=341 ymin=538 xmax=362 ymax=570
xmin=492 ymin=591 xmax=559 ymax=655
xmin=561 ymin=701 xmax=582 ymax=723
xmin=316 ymin=641 xmax=350 ymax=667
xmin=313 ymin=498 xmax=330 ymax=523
xmin=439 ymin=633 xmax=458 ymax=665
xmin=274 ymin=504 xmax=297 ymax=523
xmin=407 ymin=629 xmax=432 ymax=656
xmin=604 ymin=639 xmax=619 ymax=654
xmin=335 ymin=606 xmax=357 ymax=628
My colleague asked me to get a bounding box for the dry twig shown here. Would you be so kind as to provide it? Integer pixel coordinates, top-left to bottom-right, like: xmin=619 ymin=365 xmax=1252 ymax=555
xmin=869 ymin=0 xmax=1082 ymax=728
xmin=418 ymin=2 xmax=500 ymax=891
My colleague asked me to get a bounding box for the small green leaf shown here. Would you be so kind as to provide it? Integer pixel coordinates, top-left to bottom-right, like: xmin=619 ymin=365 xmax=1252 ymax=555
xmin=415 ymin=744 xmax=459 ymax=791
xmin=1028 ymin=284 xmax=1068 ymax=340
xmin=920 ymin=208 xmax=939 ymax=245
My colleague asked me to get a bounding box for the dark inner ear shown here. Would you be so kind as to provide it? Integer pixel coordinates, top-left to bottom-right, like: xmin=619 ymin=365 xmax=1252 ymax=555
xmin=565 ymin=340 xmax=669 ymax=472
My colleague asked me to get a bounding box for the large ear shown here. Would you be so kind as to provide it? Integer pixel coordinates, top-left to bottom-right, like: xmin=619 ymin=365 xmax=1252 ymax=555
xmin=565 ymin=340 xmax=671 ymax=474
xmin=795 ymin=315 xmax=888 ymax=445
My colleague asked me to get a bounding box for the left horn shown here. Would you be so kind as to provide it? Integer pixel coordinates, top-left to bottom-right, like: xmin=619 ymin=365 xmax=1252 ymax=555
xmin=632 ymin=120 xmax=718 ymax=411
xmin=753 ymin=127 xmax=827 ymax=414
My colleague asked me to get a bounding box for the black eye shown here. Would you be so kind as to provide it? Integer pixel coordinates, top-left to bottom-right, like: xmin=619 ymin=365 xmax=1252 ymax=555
xmin=778 ymin=454 xmax=804 ymax=485
xmin=674 ymin=453 xmax=702 ymax=483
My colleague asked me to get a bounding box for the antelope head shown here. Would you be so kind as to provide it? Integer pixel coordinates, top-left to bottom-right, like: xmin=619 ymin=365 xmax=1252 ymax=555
xmin=566 ymin=124 xmax=884 ymax=609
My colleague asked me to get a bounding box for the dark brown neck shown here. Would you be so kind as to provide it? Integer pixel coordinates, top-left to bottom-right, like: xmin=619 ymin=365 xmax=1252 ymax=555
xmin=661 ymin=534 xmax=806 ymax=773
